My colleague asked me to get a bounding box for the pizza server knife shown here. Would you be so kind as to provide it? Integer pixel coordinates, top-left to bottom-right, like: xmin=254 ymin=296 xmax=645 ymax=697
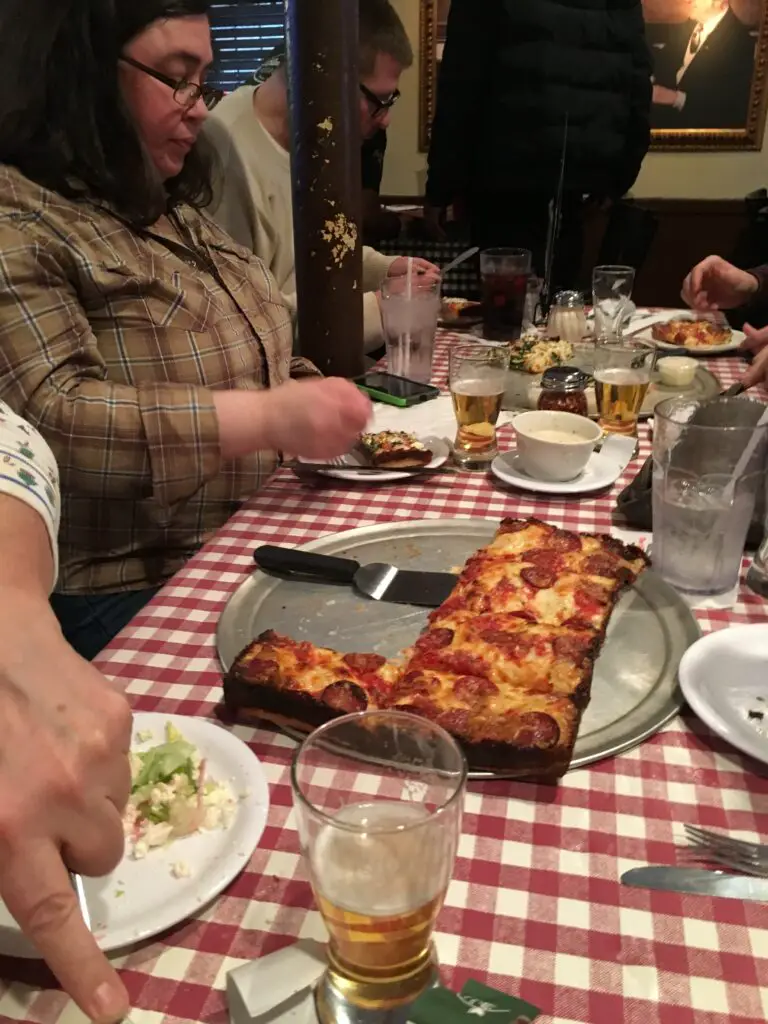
xmin=253 ymin=545 xmax=458 ymax=607
xmin=621 ymin=866 xmax=768 ymax=901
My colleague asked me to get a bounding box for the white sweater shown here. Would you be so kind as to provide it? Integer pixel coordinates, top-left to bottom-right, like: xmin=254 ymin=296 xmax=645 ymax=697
xmin=204 ymin=86 xmax=396 ymax=352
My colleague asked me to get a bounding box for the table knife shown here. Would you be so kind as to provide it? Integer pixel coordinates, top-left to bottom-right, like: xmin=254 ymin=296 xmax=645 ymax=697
xmin=253 ymin=545 xmax=458 ymax=607
xmin=622 ymin=866 xmax=768 ymax=902
xmin=70 ymin=871 xmax=91 ymax=930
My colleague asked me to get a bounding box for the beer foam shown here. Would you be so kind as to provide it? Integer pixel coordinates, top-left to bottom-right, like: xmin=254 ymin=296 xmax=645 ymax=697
xmin=312 ymin=801 xmax=450 ymax=916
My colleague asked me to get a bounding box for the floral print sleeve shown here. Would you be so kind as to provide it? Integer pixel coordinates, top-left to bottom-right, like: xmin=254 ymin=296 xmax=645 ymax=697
xmin=0 ymin=401 xmax=60 ymax=590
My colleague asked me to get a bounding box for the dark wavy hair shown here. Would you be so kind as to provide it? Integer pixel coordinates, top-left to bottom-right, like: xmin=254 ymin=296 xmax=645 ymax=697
xmin=0 ymin=0 xmax=213 ymax=225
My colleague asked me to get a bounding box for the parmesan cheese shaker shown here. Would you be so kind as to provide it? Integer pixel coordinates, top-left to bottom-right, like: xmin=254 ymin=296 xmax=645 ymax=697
xmin=546 ymin=290 xmax=588 ymax=345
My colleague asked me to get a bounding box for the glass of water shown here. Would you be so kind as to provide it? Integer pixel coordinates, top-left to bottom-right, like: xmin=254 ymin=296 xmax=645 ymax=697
xmin=592 ymin=265 xmax=635 ymax=342
xmin=652 ymin=396 xmax=768 ymax=596
xmin=380 ymin=274 xmax=441 ymax=383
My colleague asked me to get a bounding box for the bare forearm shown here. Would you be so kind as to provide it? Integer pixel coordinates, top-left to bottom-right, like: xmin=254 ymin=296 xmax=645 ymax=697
xmin=213 ymin=390 xmax=278 ymax=461
xmin=0 ymin=495 xmax=55 ymax=600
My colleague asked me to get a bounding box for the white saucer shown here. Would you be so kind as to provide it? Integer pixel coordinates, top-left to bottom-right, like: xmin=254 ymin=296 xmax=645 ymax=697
xmin=301 ymin=435 xmax=450 ymax=483
xmin=491 ymin=435 xmax=635 ymax=495
xmin=678 ymin=625 xmax=768 ymax=766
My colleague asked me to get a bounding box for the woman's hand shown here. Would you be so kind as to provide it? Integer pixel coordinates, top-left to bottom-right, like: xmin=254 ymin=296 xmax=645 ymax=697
xmin=0 ymin=591 xmax=132 ymax=1023
xmin=743 ymin=344 xmax=768 ymax=389
xmin=740 ymin=323 xmax=768 ymax=355
xmin=257 ymin=377 xmax=371 ymax=459
xmin=387 ymin=256 xmax=441 ymax=283
xmin=682 ymin=255 xmax=759 ymax=311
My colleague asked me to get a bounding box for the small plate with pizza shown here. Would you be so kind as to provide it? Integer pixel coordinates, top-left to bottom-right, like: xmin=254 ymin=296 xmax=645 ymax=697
xmin=298 ymin=431 xmax=450 ymax=483
xmin=633 ymin=313 xmax=744 ymax=355
xmin=439 ymin=297 xmax=483 ymax=329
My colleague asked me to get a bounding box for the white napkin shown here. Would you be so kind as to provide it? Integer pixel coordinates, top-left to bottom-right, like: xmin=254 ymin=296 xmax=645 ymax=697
xmin=365 ymin=395 xmax=516 ymax=439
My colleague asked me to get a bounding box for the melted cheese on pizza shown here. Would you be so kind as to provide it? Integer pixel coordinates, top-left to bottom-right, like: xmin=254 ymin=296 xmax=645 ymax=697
xmin=652 ymin=319 xmax=731 ymax=348
xmin=225 ymin=518 xmax=649 ymax=774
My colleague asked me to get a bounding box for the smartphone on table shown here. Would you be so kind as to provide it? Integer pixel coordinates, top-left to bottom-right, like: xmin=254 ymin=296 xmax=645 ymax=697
xmin=352 ymin=372 xmax=440 ymax=408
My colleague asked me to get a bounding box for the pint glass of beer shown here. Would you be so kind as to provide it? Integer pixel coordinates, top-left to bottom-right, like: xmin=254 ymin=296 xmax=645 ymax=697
xmin=449 ymin=341 xmax=509 ymax=467
xmin=291 ymin=710 xmax=467 ymax=1023
xmin=593 ymin=340 xmax=656 ymax=435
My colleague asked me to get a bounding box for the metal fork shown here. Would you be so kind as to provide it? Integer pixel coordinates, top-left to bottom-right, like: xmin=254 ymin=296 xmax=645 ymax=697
xmin=684 ymin=824 xmax=768 ymax=878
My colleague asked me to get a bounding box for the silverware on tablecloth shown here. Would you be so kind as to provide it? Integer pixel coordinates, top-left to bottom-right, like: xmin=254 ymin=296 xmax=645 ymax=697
xmin=253 ymin=545 xmax=458 ymax=607
xmin=70 ymin=871 xmax=91 ymax=931
xmin=684 ymin=824 xmax=768 ymax=878
xmin=621 ymin=865 xmax=768 ymax=901
xmin=283 ymin=459 xmax=459 ymax=476
xmin=440 ymin=246 xmax=479 ymax=279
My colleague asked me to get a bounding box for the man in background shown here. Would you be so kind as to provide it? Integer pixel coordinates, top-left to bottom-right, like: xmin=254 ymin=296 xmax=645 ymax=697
xmin=205 ymin=1 xmax=430 ymax=354
xmin=650 ymin=0 xmax=756 ymax=129
xmin=245 ymin=44 xmax=400 ymax=241
xmin=424 ymin=0 xmax=652 ymax=291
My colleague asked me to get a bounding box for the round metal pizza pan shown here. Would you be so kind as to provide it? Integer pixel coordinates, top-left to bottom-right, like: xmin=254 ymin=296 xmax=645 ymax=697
xmin=216 ymin=518 xmax=698 ymax=779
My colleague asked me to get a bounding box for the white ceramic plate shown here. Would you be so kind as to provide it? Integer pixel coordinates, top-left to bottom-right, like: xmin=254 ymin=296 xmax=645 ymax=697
xmin=301 ymin=435 xmax=450 ymax=483
xmin=631 ymin=313 xmax=745 ymax=356
xmin=0 ymin=713 xmax=270 ymax=956
xmin=491 ymin=444 xmax=629 ymax=495
xmin=678 ymin=625 xmax=768 ymax=766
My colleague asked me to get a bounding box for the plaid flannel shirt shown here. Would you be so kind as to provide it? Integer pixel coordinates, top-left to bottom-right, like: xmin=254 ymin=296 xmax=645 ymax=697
xmin=0 ymin=164 xmax=318 ymax=594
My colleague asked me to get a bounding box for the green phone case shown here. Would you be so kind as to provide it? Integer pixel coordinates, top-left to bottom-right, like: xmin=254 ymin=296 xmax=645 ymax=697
xmin=355 ymin=385 xmax=413 ymax=407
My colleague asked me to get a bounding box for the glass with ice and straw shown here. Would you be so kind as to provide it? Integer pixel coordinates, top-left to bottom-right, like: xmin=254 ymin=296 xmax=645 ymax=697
xmin=380 ymin=261 xmax=440 ymax=384
xmin=652 ymin=396 xmax=768 ymax=595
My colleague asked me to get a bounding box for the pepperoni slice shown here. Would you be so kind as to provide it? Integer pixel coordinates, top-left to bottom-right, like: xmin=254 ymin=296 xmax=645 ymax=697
xmin=396 ymin=698 xmax=442 ymax=720
xmin=502 ymin=633 xmax=544 ymax=659
xmin=583 ymin=553 xmax=622 ymax=578
xmin=479 ymin=628 xmax=513 ymax=646
xmin=563 ymin=616 xmax=594 ymax=631
xmin=545 ymin=530 xmax=582 ymax=553
xmin=321 ymin=680 xmax=369 ymax=713
xmin=415 ymin=627 xmax=455 ymax=651
xmin=437 ymin=708 xmax=471 ymax=734
xmin=524 ymin=550 xmax=563 ymax=573
xmin=247 ymin=657 xmax=279 ymax=679
xmin=579 ymin=580 xmax=610 ymax=605
xmin=521 ymin=566 xmax=557 ymax=590
xmin=428 ymin=596 xmax=463 ymax=621
xmin=498 ymin=519 xmax=528 ymax=534
xmin=453 ymin=675 xmax=499 ymax=701
xmin=413 ymin=649 xmax=489 ymax=677
xmin=342 ymin=653 xmax=386 ymax=674
xmin=509 ymin=711 xmax=560 ymax=749
xmin=600 ymin=536 xmax=630 ymax=559
xmin=553 ymin=634 xmax=592 ymax=662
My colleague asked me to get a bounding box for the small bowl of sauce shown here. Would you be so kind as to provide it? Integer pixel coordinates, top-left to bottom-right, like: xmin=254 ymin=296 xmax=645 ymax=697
xmin=512 ymin=410 xmax=603 ymax=482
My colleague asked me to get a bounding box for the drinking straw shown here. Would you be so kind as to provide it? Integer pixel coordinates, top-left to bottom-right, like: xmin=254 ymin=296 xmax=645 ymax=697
xmin=403 ymin=257 xmax=413 ymax=379
xmin=723 ymin=404 xmax=768 ymax=504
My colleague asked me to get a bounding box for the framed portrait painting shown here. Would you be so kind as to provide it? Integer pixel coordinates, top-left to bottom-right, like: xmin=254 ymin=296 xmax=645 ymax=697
xmin=419 ymin=0 xmax=768 ymax=152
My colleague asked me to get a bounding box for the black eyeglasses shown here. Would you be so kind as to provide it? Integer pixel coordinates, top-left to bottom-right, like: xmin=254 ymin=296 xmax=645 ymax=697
xmin=121 ymin=56 xmax=224 ymax=111
xmin=359 ymin=82 xmax=400 ymax=118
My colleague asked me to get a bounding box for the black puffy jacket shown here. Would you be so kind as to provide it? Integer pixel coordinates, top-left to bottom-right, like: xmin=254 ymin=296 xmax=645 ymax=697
xmin=426 ymin=0 xmax=652 ymax=206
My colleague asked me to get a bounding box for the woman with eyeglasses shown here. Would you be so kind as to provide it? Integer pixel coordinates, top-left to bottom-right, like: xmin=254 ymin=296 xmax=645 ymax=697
xmin=0 ymin=0 xmax=371 ymax=661
xmin=202 ymin=0 xmax=439 ymax=354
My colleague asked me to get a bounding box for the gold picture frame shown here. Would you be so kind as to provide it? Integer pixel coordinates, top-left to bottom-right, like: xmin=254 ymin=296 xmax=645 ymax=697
xmin=418 ymin=0 xmax=768 ymax=154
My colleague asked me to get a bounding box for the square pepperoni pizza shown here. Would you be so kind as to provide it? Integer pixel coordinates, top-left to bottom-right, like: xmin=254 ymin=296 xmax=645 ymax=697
xmin=224 ymin=518 xmax=649 ymax=779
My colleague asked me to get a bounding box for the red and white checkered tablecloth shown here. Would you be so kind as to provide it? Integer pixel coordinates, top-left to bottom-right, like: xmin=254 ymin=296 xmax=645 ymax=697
xmin=3 ymin=331 xmax=768 ymax=1024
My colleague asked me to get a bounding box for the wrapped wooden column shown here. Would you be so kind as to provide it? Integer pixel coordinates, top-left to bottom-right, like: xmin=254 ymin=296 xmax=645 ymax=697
xmin=286 ymin=0 xmax=365 ymax=378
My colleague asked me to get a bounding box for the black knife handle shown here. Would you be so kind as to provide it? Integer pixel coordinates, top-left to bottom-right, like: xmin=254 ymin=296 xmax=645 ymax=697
xmin=254 ymin=545 xmax=360 ymax=583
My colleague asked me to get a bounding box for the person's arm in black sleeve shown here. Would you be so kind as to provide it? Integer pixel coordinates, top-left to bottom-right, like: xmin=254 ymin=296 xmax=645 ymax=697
xmin=615 ymin=1 xmax=653 ymax=198
xmin=425 ymin=0 xmax=497 ymax=209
